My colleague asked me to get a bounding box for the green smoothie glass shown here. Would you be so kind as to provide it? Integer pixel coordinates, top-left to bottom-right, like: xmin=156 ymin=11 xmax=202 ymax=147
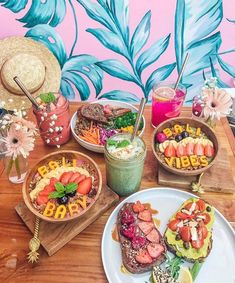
xmin=104 ymin=133 xmax=146 ymax=196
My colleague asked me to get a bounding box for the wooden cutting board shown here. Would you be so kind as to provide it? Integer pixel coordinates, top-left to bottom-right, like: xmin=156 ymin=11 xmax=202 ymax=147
xmin=15 ymin=185 xmax=119 ymax=256
xmin=158 ymin=148 xmax=235 ymax=194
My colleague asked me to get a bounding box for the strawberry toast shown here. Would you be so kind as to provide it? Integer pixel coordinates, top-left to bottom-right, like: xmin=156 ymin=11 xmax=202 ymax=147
xmin=117 ymin=201 xmax=166 ymax=273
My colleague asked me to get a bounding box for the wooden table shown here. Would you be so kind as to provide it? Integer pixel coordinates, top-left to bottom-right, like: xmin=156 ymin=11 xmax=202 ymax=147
xmin=1 ymin=104 xmax=235 ymax=283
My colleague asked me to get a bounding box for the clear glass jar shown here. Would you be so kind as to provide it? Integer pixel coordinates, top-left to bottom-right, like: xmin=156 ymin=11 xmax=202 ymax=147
xmin=104 ymin=133 xmax=146 ymax=196
xmin=5 ymin=154 xmax=28 ymax=184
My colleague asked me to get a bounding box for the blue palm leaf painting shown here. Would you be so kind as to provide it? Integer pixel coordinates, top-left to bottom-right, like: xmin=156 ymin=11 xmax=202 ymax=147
xmin=175 ymin=0 xmax=223 ymax=101
xmin=26 ymin=25 xmax=103 ymax=100
xmin=77 ymin=0 xmax=175 ymax=101
xmin=99 ymin=90 xmax=139 ymax=102
xmin=0 ymin=0 xmax=66 ymax=27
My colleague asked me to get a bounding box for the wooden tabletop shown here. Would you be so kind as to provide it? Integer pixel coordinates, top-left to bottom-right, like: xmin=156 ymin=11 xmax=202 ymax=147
xmin=1 ymin=104 xmax=235 ymax=283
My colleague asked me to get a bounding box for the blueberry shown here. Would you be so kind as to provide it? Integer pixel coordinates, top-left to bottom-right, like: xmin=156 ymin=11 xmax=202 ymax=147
xmin=67 ymin=191 xmax=76 ymax=197
xmin=181 ymin=131 xmax=189 ymax=139
xmin=58 ymin=196 xmax=69 ymax=205
xmin=175 ymin=134 xmax=183 ymax=142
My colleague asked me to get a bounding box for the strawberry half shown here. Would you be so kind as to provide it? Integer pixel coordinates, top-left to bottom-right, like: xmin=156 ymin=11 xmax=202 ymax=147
xmin=164 ymin=144 xmax=176 ymax=157
xmin=77 ymin=177 xmax=92 ymax=195
xmin=68 ymin=172 xmax=81 ymax=183
xmin=147 ymin=243 xmax=164 ymax=258
xmin=135 ymin=249 xmax=153 ymax=264
xmin=204 ymin=144 xmax=214 ymax=157
xmin=138 ymin=221 xmax=154 ymax=235
xmin=194 ymin=143 xmax=204 ymax=156
xmin=138 ymin=209 xmax=152 ymax=222
xmin=132 ymin=201 xmax=145 ymax=213
xmin=176 ymin=144 xmax=186 ymax=157
xmin=146 ymin=229 xmax=160 ymax=243
xmin=60 ymin=172 xmax=74 ymax=185
xmin=186 ymin=142 xmax=194 ymax=156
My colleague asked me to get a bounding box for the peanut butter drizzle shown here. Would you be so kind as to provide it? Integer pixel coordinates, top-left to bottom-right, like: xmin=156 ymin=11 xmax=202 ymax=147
xmin=111 ymin=225 xmax=119 ymax=242
xmin=143 ymin=203 xmax=159 ymax=215
xmin=120 ymin=264 xmax=131 ymax=274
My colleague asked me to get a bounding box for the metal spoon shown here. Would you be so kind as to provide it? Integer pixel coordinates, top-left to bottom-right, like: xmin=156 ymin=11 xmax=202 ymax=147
xmin=130 ymin=98 xmax=146 ymax=142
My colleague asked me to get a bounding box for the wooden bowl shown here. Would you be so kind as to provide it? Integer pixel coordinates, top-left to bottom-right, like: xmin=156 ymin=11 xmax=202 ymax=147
xmin=152 ymin=117 xmax=219 ymax=176
xmin=22 ymin=150 xmax=102 ymax=223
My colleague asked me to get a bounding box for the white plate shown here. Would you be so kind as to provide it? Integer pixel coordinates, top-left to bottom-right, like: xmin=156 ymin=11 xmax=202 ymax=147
xmin=102 ymin=188 xmax=235 ymax=283
xmin=70 ymin=100 xmax=145 ymax=153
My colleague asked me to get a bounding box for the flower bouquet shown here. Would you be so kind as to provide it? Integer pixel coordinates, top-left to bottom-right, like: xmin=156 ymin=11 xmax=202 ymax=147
xmin=0 ymin=108 xmax=37 ymax=183
xmin=192 ymin=77 xmax=233 ymax=128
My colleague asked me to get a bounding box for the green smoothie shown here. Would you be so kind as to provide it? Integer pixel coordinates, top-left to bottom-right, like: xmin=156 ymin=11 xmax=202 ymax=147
xmin=104 ymin=133 xmax=146 ymax=196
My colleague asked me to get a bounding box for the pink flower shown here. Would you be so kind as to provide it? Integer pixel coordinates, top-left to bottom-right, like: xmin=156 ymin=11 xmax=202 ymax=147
xmin=0 ymin=124 xmax=35 ymax=160
xmin=202 ymin=88 xmax=233 ymax=120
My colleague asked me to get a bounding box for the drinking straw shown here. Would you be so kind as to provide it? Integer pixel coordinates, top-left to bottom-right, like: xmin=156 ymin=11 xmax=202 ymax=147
xmin=174 ymin=53 xmax=190 ymax=90
xmin=130 ymin=97 xmax=146 ymax=142
xmin=13 ymin=76 xmax=40 ymax=110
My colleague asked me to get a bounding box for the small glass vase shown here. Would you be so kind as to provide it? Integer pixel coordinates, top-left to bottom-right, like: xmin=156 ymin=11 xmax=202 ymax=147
xmin=5 ymin=155 xmax=28 ymax=184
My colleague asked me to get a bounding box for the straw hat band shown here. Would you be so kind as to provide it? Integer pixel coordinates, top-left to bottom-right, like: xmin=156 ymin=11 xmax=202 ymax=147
xmin=0 ymin=36 xmax=61 ymax=110
xmin=1 ymin=54 xmax=46 ymax=95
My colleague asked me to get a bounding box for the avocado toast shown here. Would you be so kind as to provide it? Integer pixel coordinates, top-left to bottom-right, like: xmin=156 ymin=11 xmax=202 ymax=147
xmin=164 ymin=198 xmax=214 ymax=262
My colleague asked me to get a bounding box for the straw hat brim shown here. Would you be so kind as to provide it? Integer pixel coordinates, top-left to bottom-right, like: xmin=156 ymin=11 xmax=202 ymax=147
xmin=0 ymin=36 xmax=61 ymax=111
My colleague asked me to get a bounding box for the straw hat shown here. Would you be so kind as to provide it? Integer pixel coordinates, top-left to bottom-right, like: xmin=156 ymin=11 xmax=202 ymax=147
xmin=0 ymin=36 xmax=61 ymax=110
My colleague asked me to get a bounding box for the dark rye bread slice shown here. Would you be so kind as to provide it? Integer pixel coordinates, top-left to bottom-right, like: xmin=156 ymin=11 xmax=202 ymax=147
xmin=117 ymin=202 xmax=166 ymax=274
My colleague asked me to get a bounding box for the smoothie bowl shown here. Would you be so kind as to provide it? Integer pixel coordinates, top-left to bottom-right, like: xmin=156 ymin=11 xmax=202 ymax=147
xmin=152 ymin=117 xmax=218 ymax=176
xmin=22 ymin=151 xmax=102 ymax=222
xmin=70 ymin=100 xmax=145 ymax=153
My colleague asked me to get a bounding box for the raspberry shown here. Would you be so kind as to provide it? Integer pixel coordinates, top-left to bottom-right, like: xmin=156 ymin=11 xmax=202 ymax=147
xmin=121 ymin=209 xmax=135 ymax=225
xmin=131 ymin=235 xmax=146 ymax=250
xmin=120 ymin=224 xmax=135 ymax=239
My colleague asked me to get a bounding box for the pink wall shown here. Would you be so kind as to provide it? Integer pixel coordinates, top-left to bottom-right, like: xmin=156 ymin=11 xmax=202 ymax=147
xmin=0 ymin=1 xmax=234 ymax=101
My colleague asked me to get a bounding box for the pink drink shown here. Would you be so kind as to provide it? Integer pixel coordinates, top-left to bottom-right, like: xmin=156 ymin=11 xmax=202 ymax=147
xmin=151 ymin=83 xmax=186 ymax=127
xmin=33 ymin=93 xmax=71 ymax=146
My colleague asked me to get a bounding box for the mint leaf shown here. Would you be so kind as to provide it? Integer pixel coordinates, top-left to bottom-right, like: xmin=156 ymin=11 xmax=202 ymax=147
xmin=107 ymin=139 xmax=117 ymax=146
xmin=117 ymin=140 xmax=130 ymax=148
xmin=55 ymin=182 xmax=65 ymax=193
xmin=49 ymin=191 xmax=65 ymax=199
xmin=40 ymin=92 xmax=56 ymax=103
xmin=65 ymin=182 xmax=78 ymax=193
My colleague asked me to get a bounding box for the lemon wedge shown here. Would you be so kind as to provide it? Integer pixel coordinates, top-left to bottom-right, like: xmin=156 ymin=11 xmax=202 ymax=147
xmin=153 ymin=87 xmax=176 ymax=102
xmin=178 ymin=266 xmax=193 ymax=283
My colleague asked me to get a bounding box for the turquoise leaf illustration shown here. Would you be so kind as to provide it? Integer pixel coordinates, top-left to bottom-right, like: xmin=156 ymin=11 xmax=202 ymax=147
xmin=175 ymin=0 xmax=223 ymax=101
xmin=217 ymin=56 xmax=235 ymax=78
xmin=25 ymin=24 xmax=67 ymax=67
xmin=145 ymin=63 xmax=176 ymax=95
xmin=110 ymin=0 xmax=129 ymax=45
xmin=98 ymin=90 xmax=139 ymax=102
xmin=0 ymin=0 xmax=66 ymax=27
xmin=130 ymin=11 xmax=151 ymax=58
xmin=86 ymin=28 xmax=128 ymax=57
xmin=0 ymin=0 xmax=27 ymax=12
xmin=227 ymin=18 xmax=235 ymax=23
xmin=78 ymin=0 xmax=172 ymax=100
xmin=136 ymin=34 xmax=171 ymax=75
xmin=209 ymin=57 xmax=229 ymax=88
xmin=62 ymin=55 xmax=103 ymax=99
xmin=96 ymin=59 xmax=139 ymax=84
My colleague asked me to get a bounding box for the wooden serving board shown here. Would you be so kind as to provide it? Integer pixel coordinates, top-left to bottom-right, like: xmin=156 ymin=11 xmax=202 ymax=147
xmin=15 ymin=185 xmax=119 ymax=256
xmin=158 ymin=148 xmax=235 ymax=194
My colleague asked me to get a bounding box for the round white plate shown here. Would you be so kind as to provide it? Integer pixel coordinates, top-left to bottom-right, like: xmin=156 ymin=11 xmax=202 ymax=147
xmin=101 ymin=188 xmax=235 ymax=283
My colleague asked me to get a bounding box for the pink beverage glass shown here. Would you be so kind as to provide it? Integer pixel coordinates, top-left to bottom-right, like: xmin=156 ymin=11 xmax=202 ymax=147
xmin=33 ymin=93 xmax=71 ymax=146
xmin=151 ymin=81 xmax=186 ymax=127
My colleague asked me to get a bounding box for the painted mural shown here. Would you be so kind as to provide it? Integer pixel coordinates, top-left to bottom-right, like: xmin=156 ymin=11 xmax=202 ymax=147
xmin=0 ymin=0 xmax=234 ymax=104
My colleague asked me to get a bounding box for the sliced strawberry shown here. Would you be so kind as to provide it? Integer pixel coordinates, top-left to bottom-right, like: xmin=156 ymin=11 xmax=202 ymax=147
xmin=36 ymin=193 xmax=48 ymax=205
xmin=180 ymin=226 xmax=191 ymax=242
xmin=74 ymin=174 xmax=86 ymax=184
xmin=204 ymin=144 xmax=214 ymax=157
xmin=194 ymin=143 xmax=204 ymax=156
xmin=60 ymin=172 xmax=74 ymax=185
xmin=41 ymin=185 xmax=55 ymax=195
xmin=147 ymin=243 xmax=164 ymax=258
xmin=168 ymin=219 xmax=180 ymax=231
xmin=135 ymin=249 xmax=153 ymax=264
xmin=196 ymin=199 xmax=206 ymax=212
xmin=131 ymin=235 xmax=146 ymax=250
xmin=121 ymin=209 xmax=135 ymax=225
xmin=184 ymin=202 xmax=199 ymax=212
xmin=49 ymin=177 xmax=59 ymax=186
xmin=120 ymin=224 xmax=135 ymax=239
xmin=191 ymin=239 xmax=204 ymax=249
xmin=176 ymin=144 xmax=186 ymax=157
xmin=186 ymin=142 xmax=194 ymax=156
xmin=146 ymin=229 xmax=160 ymax=243
xmin=132 ymin=201 xmax=145 ymax=213
xmin=176 ymin=212 xmax=193 ymax=220
xmin=77 ymin=177 xmax=92 ymax=195
xmin=138 ymin=209 xmax=152 ymax=222
xmin=68 ymin=172 xmax=81 ymax=183
xmin=198 ymin=221 xmax=208 ymax=239
xmin=138 ymin=221 xmax=154 ymax=235
xmin=164 ymin=144 xmax=176 ymax=157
